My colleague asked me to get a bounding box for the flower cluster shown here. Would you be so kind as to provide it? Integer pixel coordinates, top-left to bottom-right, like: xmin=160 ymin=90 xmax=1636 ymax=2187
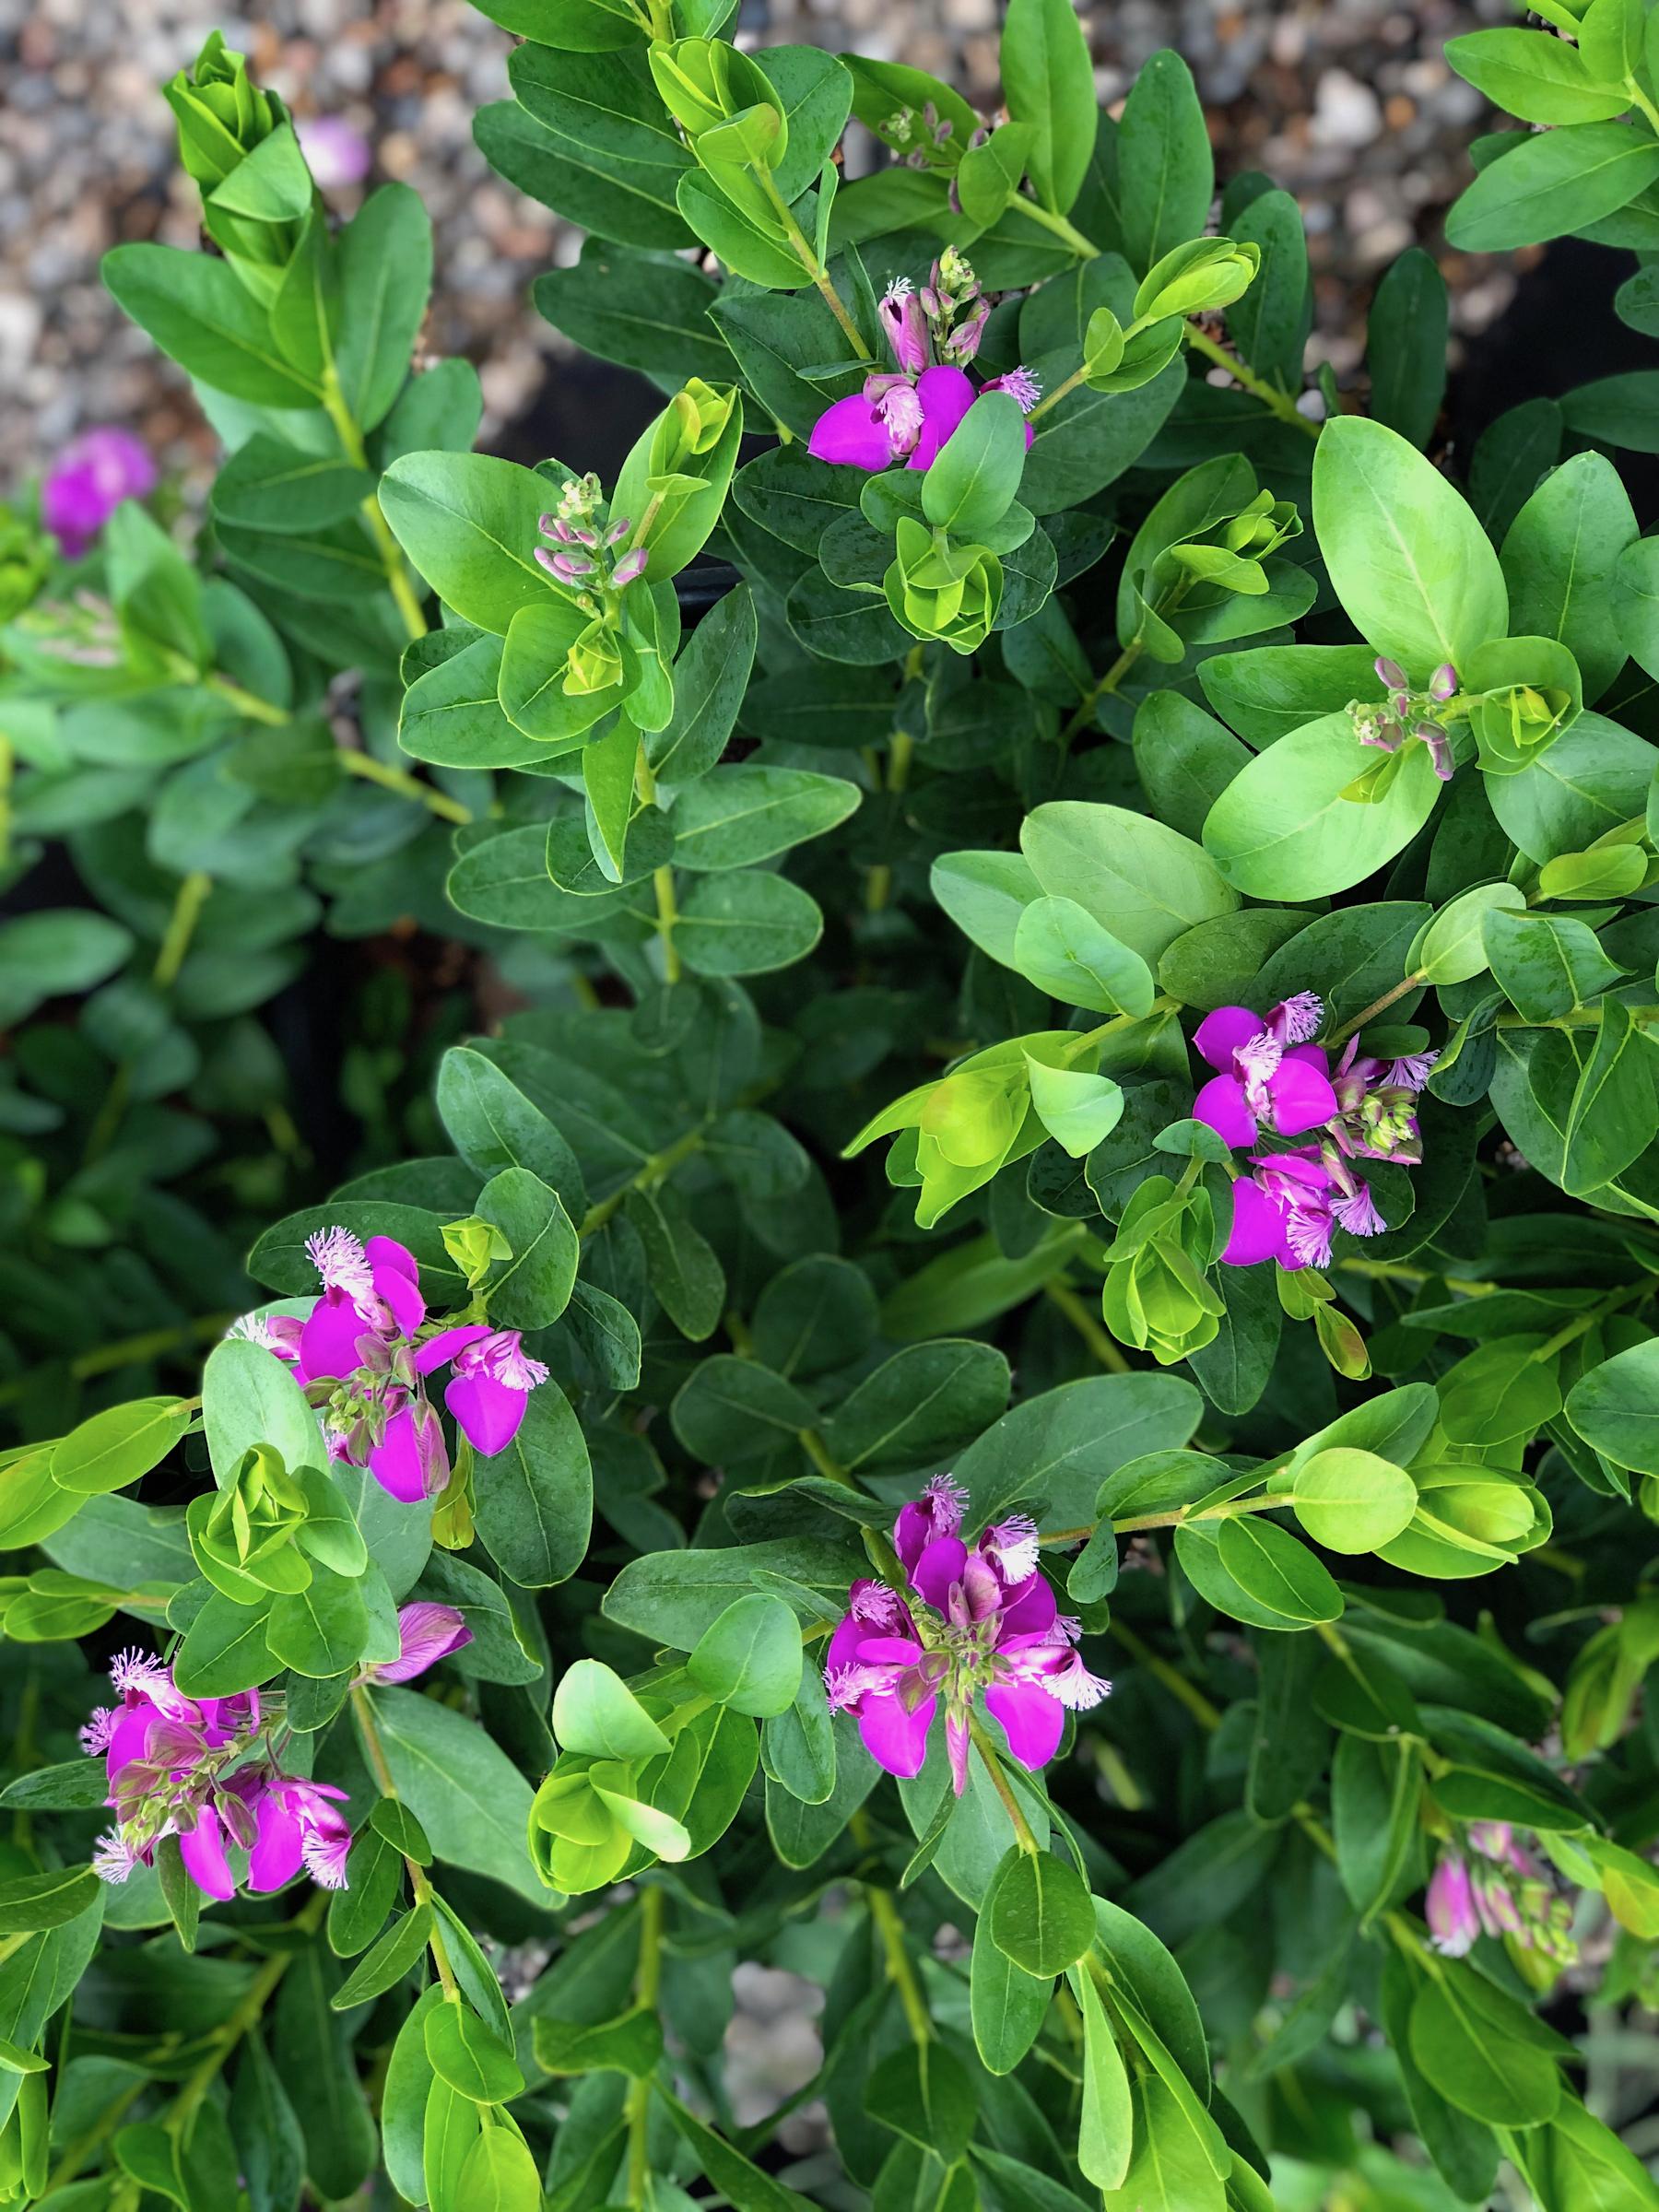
xmin=1426 ymin=1821 xmax=1578 ymax=1966
xmin=1192 ymin=994 xmax=1435 ymax=1271
xmin=824 ymin=1476 xmax=1107 ymax=1795
xmin=1350 ymin=655 xmax=1458 ymax=782
xmin=233 ymin=1226 xmax=548 ymax=1500
xmin=85 ymin=1650 xmax=347 ymax=1900
xmin=41 ymin=427 xmax=156 ymax=560
xmin=809 ymin=253 xmax=1041 ymax=474
xmin=86 ymin=1607 xmax=471 ymax=1900
xmin=534 ymin=472 xmax=648 ymax=596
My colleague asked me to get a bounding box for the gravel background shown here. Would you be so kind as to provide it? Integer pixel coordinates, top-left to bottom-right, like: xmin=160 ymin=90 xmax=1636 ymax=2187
xmin=3 ymin=0 xmax=1520 ymax=494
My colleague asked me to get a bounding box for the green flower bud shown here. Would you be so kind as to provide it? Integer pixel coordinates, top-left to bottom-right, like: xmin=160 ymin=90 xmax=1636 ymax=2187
xmin=528 ymin=1763 xmax=634 ymax=1894
xmin=187 ymin=1442 xmax=312 ymax=1602
xmin=656 ymin=379 xmax=740 ymax=470
xmin=441 ymin=1214 xmax=513 ymax=1289
xmin=564 ymin=617 xmax=626 ymax=699
xmin=163 ymin=32 xmax=284 ymax=192
xmin=1133 ymin=236 xmax=1261 ymax=322
xmin=1463 ymin=634 xmax=1582 ymax=775
xmin=884 ymin=516 xmax=1002 ymax=655
xmin=1100 ymin=1177 xmax=1225 ymax=1364
xmin=647 ymin=39 xmax=787 ymax=168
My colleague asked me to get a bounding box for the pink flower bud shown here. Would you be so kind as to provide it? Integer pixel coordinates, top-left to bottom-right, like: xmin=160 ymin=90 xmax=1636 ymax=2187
xmin=539 ymin=512 xmax=578 ymax=544
xmin=611 ymin=546 xmax=649 ymax=588
xmin=1374 ymin=655 xmax=1408 ymax=691
xmin=1430 ymin=663 xmax=1458 ymax=700
xmin=878 ymin=278 xmax=930 ymax=376
xmin=605 ymin=516 xmax=632 ymax=544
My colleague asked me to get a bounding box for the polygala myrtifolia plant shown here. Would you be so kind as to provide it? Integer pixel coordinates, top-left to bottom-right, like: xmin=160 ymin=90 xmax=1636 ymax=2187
xmin=8 ymin=0 xmax=1659 ymax=2208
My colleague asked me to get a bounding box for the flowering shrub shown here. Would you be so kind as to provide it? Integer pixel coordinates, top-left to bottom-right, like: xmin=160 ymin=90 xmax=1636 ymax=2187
xmin=6 ymin=2 xmax=1659 ymax=2208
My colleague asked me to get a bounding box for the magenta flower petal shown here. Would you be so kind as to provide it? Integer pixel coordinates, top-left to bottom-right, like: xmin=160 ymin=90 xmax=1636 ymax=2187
xmin=247 ymin=1791 xmax=306 ymax=1892
xmin=178 ymin=1806 xmax=237 ymax=1901
xmin=1268 ymin=1058 xmax=1339 ymax=1136
xmin=368 ymin=1406 xmax=437 ymax=1502
xmin=984 ymin=1680 xmax=1065 ymax=1771
xmin=367 ymin=1238 xmax=425 ymax=1334
xmin=911 ymin=1534 xmax=969 ymax=1612
xmin=1193 ymin=1006 xmax=1262 ymax=1071
xmin=41 ymin=427 xmax=157 ymax=559
xmin=858 ymin=1690 xmax=935 ymax=1778
xmin=906 ymin=365 xmax=977 ymax=471
xmin=375 ymin=1602 xmax=473 ymax=1684
xmin=809 ymin=392 xmax=897 ymax=471
xmin=1222 ymin=1177 xmax=1284 ymax=1266
xmin=445 ymin=1370 xmax=526 ymax=1458
xmin=1194 ymin=1075 xmax=1257 ymax=1149
xmin=826 ymin=1615 xmax=865 ymax=1673
xmin=105 ymin=1702 xmax=157 ymax=1785
xmin=413 ymin=1323 xmax=490 ymax=1378
xmin=999 ymin=1573 xmax=1057 ymax=1639
xmin=300 ymin=1294 xmax=372 ymax=1384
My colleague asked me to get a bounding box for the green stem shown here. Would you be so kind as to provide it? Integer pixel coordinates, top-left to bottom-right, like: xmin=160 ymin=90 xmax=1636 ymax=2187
xmin=1106 ymin=1621 xmax=1222 ymax=1732
xmin=865 ymin=725 xmax=914 ymax=913
xmin=1184 ymin=324 xmax=1321 ymax=441
xmin=1531 ymin=1279 xmax=1649 ymax=1363
xmin=799 ymin=1428 xmax=853 ymax=1485
xmin=350 ymin=1686 xmax=460 ymax=1998
xmin=1062 ymin=579 xmax=1194 ymax=742
xmin=1626 ymin=76 xmax=1659 ymax=135
xmin=169 ymin=1889 xmax=329 ymax=2131
xmin=850 ymin=1809 xmax=932 ymax=2045
xmin=1326 ymin=971 xmax=1427 ymax=1049
xmin=340 ymin=747 xmax=471 ymax=824
xmin=1004 ymin=194 xmax=1100 ymax=259
xmin=206 ymin=672 xmax=289 ymax=726
xmin=969 ymin=1714 xmax=1041 ymax=1851
xmin=84 ymin=868 xmax=218 ymax=1163
xmin=755 ymin=169 xmax=872 ymax=360
xmin=154 ymin=871 xmax=212 ymax=991
xmin=1045 ymin=1280 xmax=1131 ymax=1374
xmin=578 ymin=1122 xmax=710 ymax=1238
xmin=321 ymin=366 xmax=429 ymax=641
xmin=634 ymin=740 xmax=681 ymax=981
xmin=627 ymin=1886 xmax=665 ymax=2206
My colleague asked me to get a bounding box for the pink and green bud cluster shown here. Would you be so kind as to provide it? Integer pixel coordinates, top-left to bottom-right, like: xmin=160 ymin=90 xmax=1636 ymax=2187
xmin=1349 ymin=655 xmax=1458 ymax=782
xmin=1426 ymin=1821 xmax=1579 ymax=1965
xmin=534 ymin=475 xmax=648 ymax=597
xmin=825 ymin=1475 xmax=1107 ymax=1795
xmin=1191 ymin=994 xmax=1435 ymax=1271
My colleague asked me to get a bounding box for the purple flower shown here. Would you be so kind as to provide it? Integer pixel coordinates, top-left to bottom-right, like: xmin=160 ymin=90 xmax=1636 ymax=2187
xmin=85 ymin=1647 xmax=358 ymax=1901
xmin=414 ymin=1325 xmax=549 ymax=1456
xmin=824 ymin=1476 xmax=1108 ymax=1796
xmin=1427 ymin=1852 xmax=1480 ymax=1957
xmin=1193 ymin=996 xmax=1337 ymax=1151
xmin=297 ymin=114 xmax=372 ymax=189
xmin=238 ymin=1773 xmax=353 ymax=1890
xmin=235 ymin=1225 xmax=551 ymax=1498
xmin=362 ymin=1602 xmax=474 ymax=1685
xmin=41 ymin=428 xmax=157 ymax=559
